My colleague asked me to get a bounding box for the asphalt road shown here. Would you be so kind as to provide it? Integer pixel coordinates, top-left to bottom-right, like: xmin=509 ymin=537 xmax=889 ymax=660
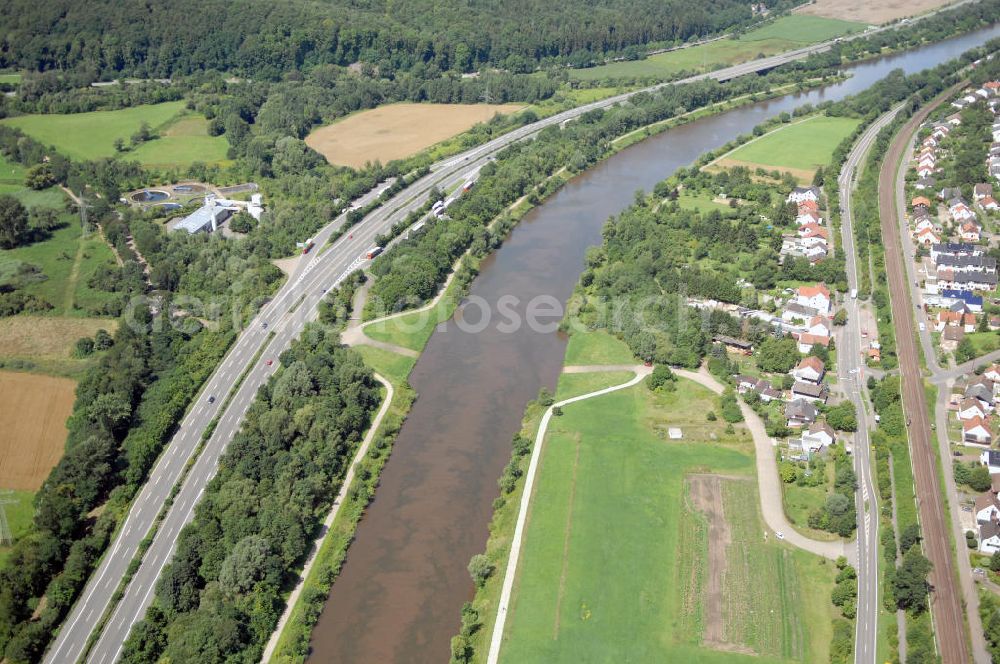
xmin=836 ymin=103 xmax=905 ymax=664
xmin=42 ymin=17 xmax=946 ymax=664
xmin=878 ymin=86 xmax=969 ymax=664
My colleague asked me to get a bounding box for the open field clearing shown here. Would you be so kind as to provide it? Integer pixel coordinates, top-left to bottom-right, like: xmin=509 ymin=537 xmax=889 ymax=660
xmin=0 ymin=152 xmax=65 ymax=209
xmin=570 ymin=15 xmax=864 ymax=81
xmin=1 ymin=101 xmax=229 ymax=168
xmin=0 ymin=489 xmax=33 ymax=568
xmin=498 ymin=377 xmax=835 ymax=663
xmin=708 ymin=115 xmax=861 ymax=182
xmin=0 ymin=316 xmax=116 ymax=363
xmin=796 ymin=0 xmax=956 ymax=24
xmin=0 ymin=371 xmax=74 ymax=491
xmin=562 ymin=328 xmax=635 ymax=365
xmin=0 ymin=219 xmax=120 ymax=315
xmin=305 ymin=102 xmax=525 ymax=168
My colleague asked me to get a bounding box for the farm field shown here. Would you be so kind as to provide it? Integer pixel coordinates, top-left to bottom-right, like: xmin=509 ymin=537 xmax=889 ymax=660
xmin=498 ymin=377 xmax=835 ymax=663
xmin=569 ymin=15 xmax=864 ymax=81
xmin=305 ymin=102 xmax=525 ymax=168
xmin=710 ymin=115 xmax=861 ymax=182
xmin=1 ymin=101 xmax=229 ymax=168
xmin=796 ymin=0 xmax=955 ymax=24
xmin=0 ymin=371 xmax=75 ymax=491
xmin=0 ymin=316 xmax=115 ymax=365
xmin=0 ymin=219 xmax=120 ymax=315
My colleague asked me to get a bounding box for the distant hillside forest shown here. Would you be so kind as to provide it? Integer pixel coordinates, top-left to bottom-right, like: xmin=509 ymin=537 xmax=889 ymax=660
xmin=0 ymin=0 xmax=795 ymax=79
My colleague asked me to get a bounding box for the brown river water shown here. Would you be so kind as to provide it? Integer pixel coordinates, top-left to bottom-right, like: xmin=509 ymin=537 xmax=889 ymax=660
xmin=307 ymin=25 xmax=1000 ymax=663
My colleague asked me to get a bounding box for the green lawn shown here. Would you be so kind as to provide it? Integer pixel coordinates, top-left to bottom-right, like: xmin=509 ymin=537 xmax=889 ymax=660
xmin=0 ymin=153 xmax=64 ymax=210
xmin=0 ymin=489 xmax=34 ymax=568
xmin=782 ymin=461 xmax=841 ymax=542
xmin=0 ymin=74 xmax=21 ymax=86
xmin=353 ymin=345 xmax=416 ymax=385
xmin=562 ymin=328 xmax=635 ymax=365
xmin=498 ymin=377 xmax=835 ymax=663
xmin=677 ymin=190 xmax=735 ymax=214
xmin=719 ymin=115 xmax=861 ymax=179
xmin=1 ymin=102 xmax=229 ymax=168
xmin=555 ymin=370 xmax=634 ymax=400
xmin=570 ymin=15 xmax=864 ymax=81
xmin=0 ymin=220 xmax=119 ymax=315
xmin=966 ymin=330 xmax=1000 ymax=357
xmin=363 ymin=282 xmax=458 ymax=352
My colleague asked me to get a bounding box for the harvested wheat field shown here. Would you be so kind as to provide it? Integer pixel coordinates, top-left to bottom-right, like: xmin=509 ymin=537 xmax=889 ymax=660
xmin=0 ymin=316 xmax=116 ymax=361
xmin=0 ymin=371 xmax=75 ymax=490
xmin=796 ymin=0 xmax=956 ymax=24
xmin=306 ymin=102 xmax=525 ymax=168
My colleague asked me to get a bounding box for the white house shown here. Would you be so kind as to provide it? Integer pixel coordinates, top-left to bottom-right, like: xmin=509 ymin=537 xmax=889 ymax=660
xmin=976 ymin=491 xmax=1000 ymax=524
xmin=983 ymin=449 xmax=1000 ymax=473
xmin=980 ymin=521 xmax=1000 ymax=554
xmin=801 ymin=421 xmax=835 ymax=452
xmin=959 ymin=397 xmax=988 ymax=421
xmin=791 ymin=356 xmax=825 ymax=384
xmin=787 ymin=186 xmax=821 ymax=204
xmin=796 ymin=283 xmax=831 ymax=313
xmin=807 ymin=315 xmax=832 ymax=337
xmin=966 ymin=417 xmax=994 ymax=446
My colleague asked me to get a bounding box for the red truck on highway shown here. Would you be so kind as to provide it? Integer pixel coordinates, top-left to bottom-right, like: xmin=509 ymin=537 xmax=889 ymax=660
xmin=301 ymin=238 xmax=315 ymax=254
xmin=365 ymin=246 xmax=383 ymax=260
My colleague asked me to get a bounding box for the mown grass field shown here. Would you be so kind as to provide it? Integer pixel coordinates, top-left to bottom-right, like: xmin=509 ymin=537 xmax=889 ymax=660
xmin=1 ymin=101 xmax=229 ymax=168
xmin=362 ymin=279 xmax=460 ymax=351
xmin=965 ymin=330 xmax=1000 ymax=357
xmin=0 ymin=219 xmax=120 ymax=315
xmin=497 ymin=377 xmax=835 ymax=663
xmin=562 ymin=328 xmax=635 ymax=366
xmin=712 ymin=115 xmax=861 ymax=182
xmin=0 ymin=489 xmax=34 ymax=568
xmin=0 ymin=152 xmax=66 ymax=210
xmin=570 ymin=15 xmax=864 ymax=81
xmin=305 ymin=102 xmax=525 ymax=168
xmin=676 ymin=190 xmax=736 ymax=214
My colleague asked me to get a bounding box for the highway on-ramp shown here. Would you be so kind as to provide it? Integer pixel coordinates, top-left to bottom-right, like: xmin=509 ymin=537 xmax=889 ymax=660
xmin=41 ymin=16 xmax=955 ymax=664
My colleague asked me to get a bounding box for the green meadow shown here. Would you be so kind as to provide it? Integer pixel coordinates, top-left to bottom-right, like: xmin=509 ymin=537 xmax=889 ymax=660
xmin=571 ymin=15 xmax=864 ymax=81
xmin=1 ymin=102 xmax=229 ymax=168
xmin=715 ymin=115 xmax=861 ymax=178
xmin=0 ymin=489 xmax=34 ymax=568
xmin=497 ymin=377 xmax=836 ymax=663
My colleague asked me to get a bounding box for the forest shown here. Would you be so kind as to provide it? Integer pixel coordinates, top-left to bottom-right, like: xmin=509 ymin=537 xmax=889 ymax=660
xmin=0 ymin=0 xmax=777 ymax=79
xmin=118 ymin=328 xmax=380 ymax=663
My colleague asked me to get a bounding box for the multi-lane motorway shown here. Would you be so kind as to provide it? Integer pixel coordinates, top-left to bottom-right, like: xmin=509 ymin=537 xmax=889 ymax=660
xmin=837 ymin=103 xmax=905 ymax=664
xmin=42 ymin=16 xmax=955 ymax=664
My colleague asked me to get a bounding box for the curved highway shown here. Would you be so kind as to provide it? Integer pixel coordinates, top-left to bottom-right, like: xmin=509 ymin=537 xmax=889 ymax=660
xmin=41 ymin=14 xmax=965 ymax=664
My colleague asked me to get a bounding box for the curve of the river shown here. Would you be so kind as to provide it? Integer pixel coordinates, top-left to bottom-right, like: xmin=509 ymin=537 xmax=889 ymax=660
xmin=307 ymin=24 xmax=1000 ymax=663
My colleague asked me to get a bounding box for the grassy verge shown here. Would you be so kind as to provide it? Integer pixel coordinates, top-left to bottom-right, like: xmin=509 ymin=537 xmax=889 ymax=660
xmin=0 ymin=489 xmax=35 ymax=568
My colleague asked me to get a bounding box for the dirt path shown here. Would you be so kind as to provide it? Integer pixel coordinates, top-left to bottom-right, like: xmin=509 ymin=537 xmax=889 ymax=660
xmin=259 ymin=373 xmax=393 ymax=663
xmin=674 ymin=367 xmax=851 ymax=563
xmin=62 ymin=237 xmax=85 ymax=312
xmin=688 ymin=474 xmax=733 ymax=647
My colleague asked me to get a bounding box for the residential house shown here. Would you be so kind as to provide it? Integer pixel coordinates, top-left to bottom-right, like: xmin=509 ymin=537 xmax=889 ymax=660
xmin=795 ymin=332 xmax=830 ymax=354
xmin=978 ymin=196 xmax=1000 ymax=211
xmin=931 ymin=242 xmax=980 ymax=262
xmin=980 ymin=521 xmax=1000 ymax=554
xmin=942 ymin=325 xmax=965 ymax=351
xmin=914 ymin=227 xmax=940 ymax=246
xmin=915 ymin=176 xmax=937 ymax=191
xmin=975 ymin=183 xmax=994 ymax=200
xmin=791 ymin=356 xmax=825 ymax=384
xmin=959 ymin=397 xmax=988 ymax=421
xmin=787 ymin=186 xmax=821 ymax=204
xmin=798 ymin=223 xmax=828 ymax=240
xmin=983 ymin=449 xmax=1000 ymax=473
xmin=912 ymin=195 xmax=932 ymax=210
xmin=782 ymin=302 xmax=819 ymax=324
xmin=714 ymin=335 xmax=753 ymax=355
xmin=807 ymin=315 xmax=832 ymax=337
xmin=965 ymin=415 xmax=993 ymax=445
xmin=791 ymin=380 xmax=829 ymax=404
xmin=940 ymin=186 xmax=963 ymax=201
xmin=960 ymin=221 xmax=981 ymax=243
xmin=940 ymin=290 xmax=984 ymax=312
xmin=976 ymin=490 xmax=1000 ymax=522
xmin=785 ymin=399 xmax=818 ymax=427
xmin=796 ymin=210 xmax=822 ymax=226
xmin=984 ymin=364 xmax=1000 ymax=383
xmin=801 ymin=421 xmax=835 ymax=452
xmin=796 ymin=283 xmax=831 ymax=313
